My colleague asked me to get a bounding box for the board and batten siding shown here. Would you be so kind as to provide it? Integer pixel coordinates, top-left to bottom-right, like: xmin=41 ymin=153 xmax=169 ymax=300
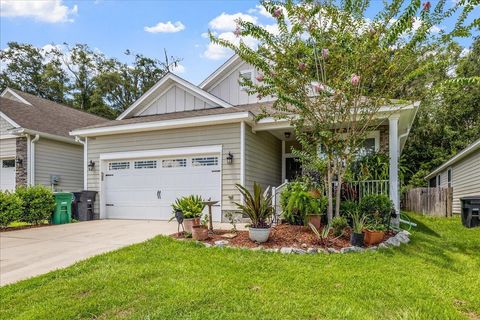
xmin=448 ymin=151 xmax=480 ymax=213
xmin=138 ymin=85 xmax=218 ymax=116
xmin=86 ymin=123 xmax=241 ymax=214
xmin=244 ymin=124 xmax=282 ymax=191
xmin=0 ymin=116 xmax=14 ymax=133
xmin=207 ymin=61 xmax=274 ymax=106
xmin=0 ymin=138 xmax=16 ymax=158
xmin=34 ymin=138 xmax=83 ymax=192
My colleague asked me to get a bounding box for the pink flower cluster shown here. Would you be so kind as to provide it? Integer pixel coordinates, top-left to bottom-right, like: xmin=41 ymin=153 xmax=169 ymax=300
xmin=351 ymin=74 xmax=360 ymax=86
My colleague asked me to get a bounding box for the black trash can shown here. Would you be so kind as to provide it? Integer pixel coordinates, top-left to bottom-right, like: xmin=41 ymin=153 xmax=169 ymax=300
xmin=77 ymin=190 xmax=98 ymax=221
xmin=72 ymin=192 xmax=82 ymax=220
xmin=460 ymin=196 xmax=480 ymax=228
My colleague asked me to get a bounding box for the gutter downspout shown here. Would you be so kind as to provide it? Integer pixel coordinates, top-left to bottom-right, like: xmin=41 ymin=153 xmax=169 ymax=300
xmin=75 ymin=136 xmax=87 ymax=190
xmin=30 ymin=134 xmax=40 ymax=185
xmin=25 ymin=134 xmax=31 ymax=186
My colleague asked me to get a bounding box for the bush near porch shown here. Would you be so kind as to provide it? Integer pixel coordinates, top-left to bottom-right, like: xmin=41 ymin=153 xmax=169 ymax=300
xmin=1 ymin=213 xmax=479 ymax=320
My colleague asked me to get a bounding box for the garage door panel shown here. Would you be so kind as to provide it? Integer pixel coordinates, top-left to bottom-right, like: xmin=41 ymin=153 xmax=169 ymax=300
xmin=0 ymin=159 xmax=16 ymax=191
xmin=104 ymin=154 xmax=222 ymax=221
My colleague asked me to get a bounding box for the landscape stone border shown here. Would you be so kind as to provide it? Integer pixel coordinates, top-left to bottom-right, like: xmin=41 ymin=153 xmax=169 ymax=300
xmin=196 ymin=230 xmax=411 ymax=254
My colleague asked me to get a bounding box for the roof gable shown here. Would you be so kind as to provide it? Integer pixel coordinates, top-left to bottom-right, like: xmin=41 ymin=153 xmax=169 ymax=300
xmin=117 ymin=73 xmax=234 ymax=120
xmin=1 ymin=88 xmax=32 ymax=106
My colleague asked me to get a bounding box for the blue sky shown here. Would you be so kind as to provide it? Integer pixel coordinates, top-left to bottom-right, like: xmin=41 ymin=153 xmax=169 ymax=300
xmin=1 ymin=0 xmax=478 ymax=85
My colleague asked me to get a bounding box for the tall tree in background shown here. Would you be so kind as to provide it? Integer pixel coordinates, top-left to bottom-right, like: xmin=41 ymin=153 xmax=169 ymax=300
xmin=211 ymin=0 xmax=478 ymax=223
xmin=403 ymin=37 xmax=480 ymax=187
xmin=0 ymin=43 xmax=180 ymax=119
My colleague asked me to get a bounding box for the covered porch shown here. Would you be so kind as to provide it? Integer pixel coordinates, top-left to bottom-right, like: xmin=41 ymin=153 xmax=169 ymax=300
xmin=249 ymin=104 xmax=419 ymax=222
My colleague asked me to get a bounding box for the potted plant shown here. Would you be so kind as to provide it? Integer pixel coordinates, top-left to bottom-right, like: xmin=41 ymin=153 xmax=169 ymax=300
xmin=350 ymin=212 xmax=366 ymax=247
xmin=284 ymin=188 xmax=320 ymax=227
xmin=235 ymin=182 xmax=273 ymax=243
xmin=364 ymin=223 xmax=386 ymax=245
xmin=192 ymin=215 xmax=209 ymax=241
xmin=171 ymin=195 xmax=205 ymax=233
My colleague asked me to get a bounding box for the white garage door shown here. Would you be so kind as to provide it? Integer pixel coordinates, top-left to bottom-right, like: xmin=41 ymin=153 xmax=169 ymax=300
xmin=104 ymin=154 xmax=221 ymax=221
xmin=0 ymin=159 xmax=16 ymax=191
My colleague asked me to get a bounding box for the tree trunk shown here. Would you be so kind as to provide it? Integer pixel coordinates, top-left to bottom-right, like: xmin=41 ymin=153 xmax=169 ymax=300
xmin=335 ymin=173 xmax=343 ymax=218
xmin=327 ymin=165 xmax=333 ymax=224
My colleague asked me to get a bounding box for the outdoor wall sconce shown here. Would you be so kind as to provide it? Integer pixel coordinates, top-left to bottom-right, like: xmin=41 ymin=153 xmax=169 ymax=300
xmin=226 ymin=152 xmax=234 ymax=165
xmin=88 ymin=160 xmax=96 ymax=171
xmin=15 ymin=158 xmax=23 ymax=166
xmin=284 ymin=132 xmax=291 ymax=139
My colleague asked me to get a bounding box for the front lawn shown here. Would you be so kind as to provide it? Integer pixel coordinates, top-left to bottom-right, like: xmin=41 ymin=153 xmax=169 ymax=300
xmin=1 ymin=213 xmax=479 ymax=320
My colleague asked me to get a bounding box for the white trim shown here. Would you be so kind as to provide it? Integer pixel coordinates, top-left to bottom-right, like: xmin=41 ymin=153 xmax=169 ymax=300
xmin=26 ymin=134 xmax=31 ymax=185
xmin=71 ymin=112 xmax=253 ymax=137
xmin=1 ymin=88 xmax=32 ymax=106
xmin=118 ymin=73 xmax=235 ymax=120
xmin=240 ymin=121 xmax=245 ymax=186
xmin=447 ymin=167 xmax=452 ymax=188
xmin=0 ymin=134 xmax=18 ymax=140
xmin=133 ymin=83 xmax=175 ymax=116
xmin=425 ymin=138 xmax=480 ymax=179
xmin=388 ymin=116 xmax=400 ymax=226
xmin=199 ymin=55 xmax=241 ymax=89
xmin=99 ymin=145 xmax=223 ymax=161
xmin=281 ymin=140 xmax=286 ymax=183
xmin=10 ymin=128 xmax=80 ymax=145
xmin=75 ymin=136 xmax=88 ymax=190
xmin=0 ymin=111 xmax=21 ymax=128
xmin=30 ymin=134 xmax=40 ymax=185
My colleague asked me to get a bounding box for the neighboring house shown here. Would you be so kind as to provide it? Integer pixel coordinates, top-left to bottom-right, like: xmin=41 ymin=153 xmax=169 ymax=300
xmin=425 ymin=138 xmax=480 ymax=214
xmin=71 ymin=55 xmax=419 ymax=222
xmin=0 ymin=88 xmax=107 ymax=192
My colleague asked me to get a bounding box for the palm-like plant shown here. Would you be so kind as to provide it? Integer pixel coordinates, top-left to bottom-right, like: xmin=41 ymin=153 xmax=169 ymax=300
xmin=235 ymin=182 xmax=273 ymax=228
xmin=171 ymin=195 xmax=205 ymax=219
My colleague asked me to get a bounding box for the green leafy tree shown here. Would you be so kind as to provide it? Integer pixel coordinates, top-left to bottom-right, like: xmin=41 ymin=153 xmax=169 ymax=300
xmin=211 ymin=0 xmax=477 ymax=224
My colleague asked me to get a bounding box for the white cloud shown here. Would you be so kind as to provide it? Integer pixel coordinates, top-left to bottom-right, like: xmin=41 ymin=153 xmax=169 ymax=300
xmin=248 ymin=5 xmax=272 ymax=18
xmin=0 ymin=0 xmax=77 ymax=23
xmin=144 ymin=21 xmax=185 ymax=33
xmin=208 ymin=12 xmax=257 ymax=32
xmin=170 ymin=63 xmax=186 ymax=74
xmin=203 ymin=31 xmax=257 ymax=60
xmin=460 ymin=47 xmax=471 ymax=57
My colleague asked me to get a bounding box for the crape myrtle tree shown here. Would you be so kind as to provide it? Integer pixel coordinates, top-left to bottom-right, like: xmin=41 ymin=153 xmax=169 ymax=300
xmin=210 ymin=0 xmax=478 ymax=224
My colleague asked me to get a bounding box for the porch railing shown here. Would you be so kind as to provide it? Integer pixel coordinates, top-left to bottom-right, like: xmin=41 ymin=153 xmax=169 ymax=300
xmin=271 ymin=181 xmax=289 ymax=224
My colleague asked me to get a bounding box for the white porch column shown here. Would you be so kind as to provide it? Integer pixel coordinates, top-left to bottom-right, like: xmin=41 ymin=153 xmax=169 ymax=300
xmin=389 ymin=115 xmax=400 ymax=226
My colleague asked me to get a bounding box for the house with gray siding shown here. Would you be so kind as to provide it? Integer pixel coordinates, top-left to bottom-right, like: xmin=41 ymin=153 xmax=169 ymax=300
xmin=425 ymin=138 xmax=480 ymax=214
xmin=71 ymin=55 xmax=419 ymax=222
xmin=0 ymin=88 xmax=107 ymax=192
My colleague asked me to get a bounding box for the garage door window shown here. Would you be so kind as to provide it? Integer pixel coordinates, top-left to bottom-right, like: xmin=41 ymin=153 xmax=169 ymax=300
xmin=2 ymin=159 xmax=15 ymax=168
xmin=192 ymin=156 xmax=218 ymax=167
xmin=109 ymin=162 xmax=130 ymax=170
xmin=134 ymin=160 xmax=157 ymax=169
xmin=162 ymin=159 xmax=186 ymax=168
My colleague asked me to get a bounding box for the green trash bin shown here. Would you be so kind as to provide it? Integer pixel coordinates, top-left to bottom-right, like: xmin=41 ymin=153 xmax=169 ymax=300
xmin=52 ymin=192 xmax=73 ymax=224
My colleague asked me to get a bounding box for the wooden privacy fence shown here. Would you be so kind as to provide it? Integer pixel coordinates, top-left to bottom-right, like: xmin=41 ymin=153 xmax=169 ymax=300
xmin=403 ymin=187 xmax=453 ymax=217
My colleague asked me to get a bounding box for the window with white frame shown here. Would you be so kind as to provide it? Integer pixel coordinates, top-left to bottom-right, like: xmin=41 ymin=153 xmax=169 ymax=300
xmin=109 ymin=161 xmax=130 ymax=170
xmin=239 ymin=70 xmax=253 ymax=90
xmin=2 ymin=159 xmax=15 ymax=168
xmin=162 ymin=159 xmax=186 ymax=168
xmin=134 ymin=160 xmax=157 ymax=169
xmin=192 ymin=156 xmax=218 ymax=167
xmin=437 ymin=175 xmax=441 ymax=187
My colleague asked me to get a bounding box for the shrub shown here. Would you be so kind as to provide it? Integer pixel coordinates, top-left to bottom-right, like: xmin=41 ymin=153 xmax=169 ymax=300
xmin=359 ymin=194 xmax=394 ymax=229
xmin=340 ymin=200 xmax=359 ymax=216
xmin=16 ymin=185 xmax=56 ymax=225
xmin=171 ymin=195 xmax=205 ymax=219
xmin=331 ymin=216 xmax=348 ymax=237
xmin=0 ymin=191 xmax=23 ymax=227
xmin=280 ymin=182 xmax=325 ymax=225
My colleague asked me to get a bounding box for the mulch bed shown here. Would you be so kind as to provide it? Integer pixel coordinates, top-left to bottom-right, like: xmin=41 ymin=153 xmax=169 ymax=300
xmin=171 ymin=224 xmax=395 ymax=249
xmin=0 ymin=224 xmax=52 ymax=233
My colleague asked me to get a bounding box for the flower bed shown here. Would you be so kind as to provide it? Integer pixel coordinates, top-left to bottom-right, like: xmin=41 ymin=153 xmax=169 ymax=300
xmin=171 ymin=224 xmax=409 ymax=254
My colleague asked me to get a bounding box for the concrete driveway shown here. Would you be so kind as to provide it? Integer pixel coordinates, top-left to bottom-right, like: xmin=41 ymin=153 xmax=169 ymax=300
xmin=1 ymin=220 xmax=231 ymax=286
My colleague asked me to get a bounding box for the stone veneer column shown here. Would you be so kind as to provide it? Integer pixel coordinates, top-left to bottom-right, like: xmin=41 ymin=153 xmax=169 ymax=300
xmin=15 ymin=137 xmax=28 ymax=187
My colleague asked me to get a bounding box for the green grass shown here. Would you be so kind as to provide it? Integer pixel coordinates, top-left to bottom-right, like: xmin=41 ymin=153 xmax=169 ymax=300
xmin=1 ymin=213 xmax=479 ymax=320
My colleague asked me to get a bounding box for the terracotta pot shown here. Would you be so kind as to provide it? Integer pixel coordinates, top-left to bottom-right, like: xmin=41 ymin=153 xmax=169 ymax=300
xmin=183 ymin=217 xmax=200 ymax=233
xmin=308 ymin=189 xmax=321 ymax=199
xmin=306 ymin=214 xmax=322 ymax=230
xmin=364 ymin=230 xmax=385 ymax=246
xmin=249 ymin=227 xmax=271 ymax=243
xmin=192 ymin=225 xmax=209 ymax=241
xmin=350 ymin=232 xmax=365 ymax=247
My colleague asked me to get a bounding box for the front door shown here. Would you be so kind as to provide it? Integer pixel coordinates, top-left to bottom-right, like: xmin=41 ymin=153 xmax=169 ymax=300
xmin=285 ymin=157 xmax=302 ymax=182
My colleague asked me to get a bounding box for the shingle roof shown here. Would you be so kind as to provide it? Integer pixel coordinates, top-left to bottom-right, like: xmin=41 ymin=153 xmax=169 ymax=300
xmin=0 ymin=89 xmax=108 ymax=138
xmin=76 ymin=101 xmax=275 ymax=130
